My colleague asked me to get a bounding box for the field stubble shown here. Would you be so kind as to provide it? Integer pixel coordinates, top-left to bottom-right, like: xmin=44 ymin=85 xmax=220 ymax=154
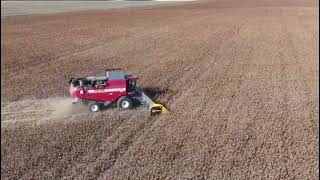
xmin=1 ymin=0 xmax=319 ymax=179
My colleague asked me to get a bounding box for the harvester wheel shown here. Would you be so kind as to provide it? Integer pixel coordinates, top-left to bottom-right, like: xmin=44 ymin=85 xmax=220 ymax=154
xmin=89 ymin=103 xmax=100 ymax=112
xmin=117 ymin=96 xmax=132 ymax=109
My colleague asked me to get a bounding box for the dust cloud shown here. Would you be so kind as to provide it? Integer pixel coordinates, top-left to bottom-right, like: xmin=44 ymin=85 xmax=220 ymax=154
xmin=48 ymin=97 xmax=88 ymax=119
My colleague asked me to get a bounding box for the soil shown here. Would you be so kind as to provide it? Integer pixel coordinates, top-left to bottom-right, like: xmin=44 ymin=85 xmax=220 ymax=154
xmin=1 ymin=0 xmax=319 ymax=179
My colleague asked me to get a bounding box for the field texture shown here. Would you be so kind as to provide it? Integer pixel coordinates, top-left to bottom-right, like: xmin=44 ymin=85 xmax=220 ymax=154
xmin=1 ymin=1 xmax=177 ymax=17
xmin=1 ymin=0 xmax=319 ymax=179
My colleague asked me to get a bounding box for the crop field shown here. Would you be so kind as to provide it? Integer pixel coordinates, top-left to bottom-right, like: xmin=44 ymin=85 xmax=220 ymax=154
xmin=1 ymin=1 xmax=178 ymax=17
xmin=1 ymin=0 xmax=319 ymax=179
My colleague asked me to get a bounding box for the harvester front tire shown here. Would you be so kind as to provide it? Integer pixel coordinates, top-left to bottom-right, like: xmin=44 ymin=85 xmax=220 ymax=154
xmin=89 ymin=103 xmax=100 ymax=112
xmin=117 ymin=96 xmax=132 ymax=110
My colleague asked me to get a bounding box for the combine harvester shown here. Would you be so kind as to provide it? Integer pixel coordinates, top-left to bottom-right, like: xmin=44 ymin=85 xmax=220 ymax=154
xmin=69 ymin=68 xmax=169 ymax=115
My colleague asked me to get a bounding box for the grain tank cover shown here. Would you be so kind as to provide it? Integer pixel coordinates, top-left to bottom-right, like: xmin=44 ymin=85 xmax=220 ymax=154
xmin=86 ymin=73 xmax=107 ymax=81
xmin=106 ymin=69 xmax=125 ymax=80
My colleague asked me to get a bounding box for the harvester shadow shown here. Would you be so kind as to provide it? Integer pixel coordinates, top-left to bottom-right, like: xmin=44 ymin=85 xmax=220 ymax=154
xmin=141 ymin=87 xmax=171 ymax=100
xmin=98 ymin=101 xmax=142 ymax=111
xmin=141 ymin=86 xmax=173 ymax=111
xmin=97 ymin=98 xmax=144 ymax=112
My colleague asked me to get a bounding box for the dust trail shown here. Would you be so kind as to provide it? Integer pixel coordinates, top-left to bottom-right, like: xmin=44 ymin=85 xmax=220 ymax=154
xmin=48 ymin=97 xmax=88 ymax=119
xmin=1 ymin=97 xmax=89 ymax=126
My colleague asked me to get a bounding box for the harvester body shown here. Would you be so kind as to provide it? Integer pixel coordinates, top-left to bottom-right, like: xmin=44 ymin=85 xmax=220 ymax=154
xmin=69 ymin=69 xmax=168 ymax=115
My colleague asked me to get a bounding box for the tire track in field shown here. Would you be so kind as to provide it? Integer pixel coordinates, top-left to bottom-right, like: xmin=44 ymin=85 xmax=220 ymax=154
xmin=171 ymin=19 xmax=247 ymax=115
xmin=269 ymin=11 xmax=319 ymax=177
xmin=2 ymin=3 xmax=318 ymax=179
xmin=2 ymin=9 xmax=208 ymax=78
xmin=2 ymin=12 xmax=216 ymax=101
xmin=97 ymin=18 xmax=249 ymax=179
xmin=64 ymin=113 xmax=156 ymax=180
xmin=2 ymin=97 xmax=149 ymax=180
xmin=197 ymin=9 xmax=319 ymax=178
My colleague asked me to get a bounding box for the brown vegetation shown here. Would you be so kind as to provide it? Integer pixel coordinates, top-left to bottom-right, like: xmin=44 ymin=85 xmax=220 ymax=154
xmin=1 ymin=0 xmax=319 ymax=179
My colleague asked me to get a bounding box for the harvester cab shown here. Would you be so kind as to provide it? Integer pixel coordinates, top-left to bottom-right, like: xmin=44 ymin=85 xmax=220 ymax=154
xmin=69 ymin=69 xmax=169 ymax=115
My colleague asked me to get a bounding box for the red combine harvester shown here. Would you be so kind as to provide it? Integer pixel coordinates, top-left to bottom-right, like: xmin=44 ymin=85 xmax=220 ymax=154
xmin=69 ymin=68 xmax=169 ymax=115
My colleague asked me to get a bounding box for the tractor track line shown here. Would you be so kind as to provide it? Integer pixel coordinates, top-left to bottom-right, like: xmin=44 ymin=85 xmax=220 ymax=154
xmin=67 ymin=115 xmax=157 ymax=179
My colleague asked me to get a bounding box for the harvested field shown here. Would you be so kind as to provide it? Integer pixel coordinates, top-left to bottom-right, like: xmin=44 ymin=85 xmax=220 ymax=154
xmin=1 ymin=0 xmax=319 ymax=179
xmin=1 ymin=1 xmax=179 ymax=17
